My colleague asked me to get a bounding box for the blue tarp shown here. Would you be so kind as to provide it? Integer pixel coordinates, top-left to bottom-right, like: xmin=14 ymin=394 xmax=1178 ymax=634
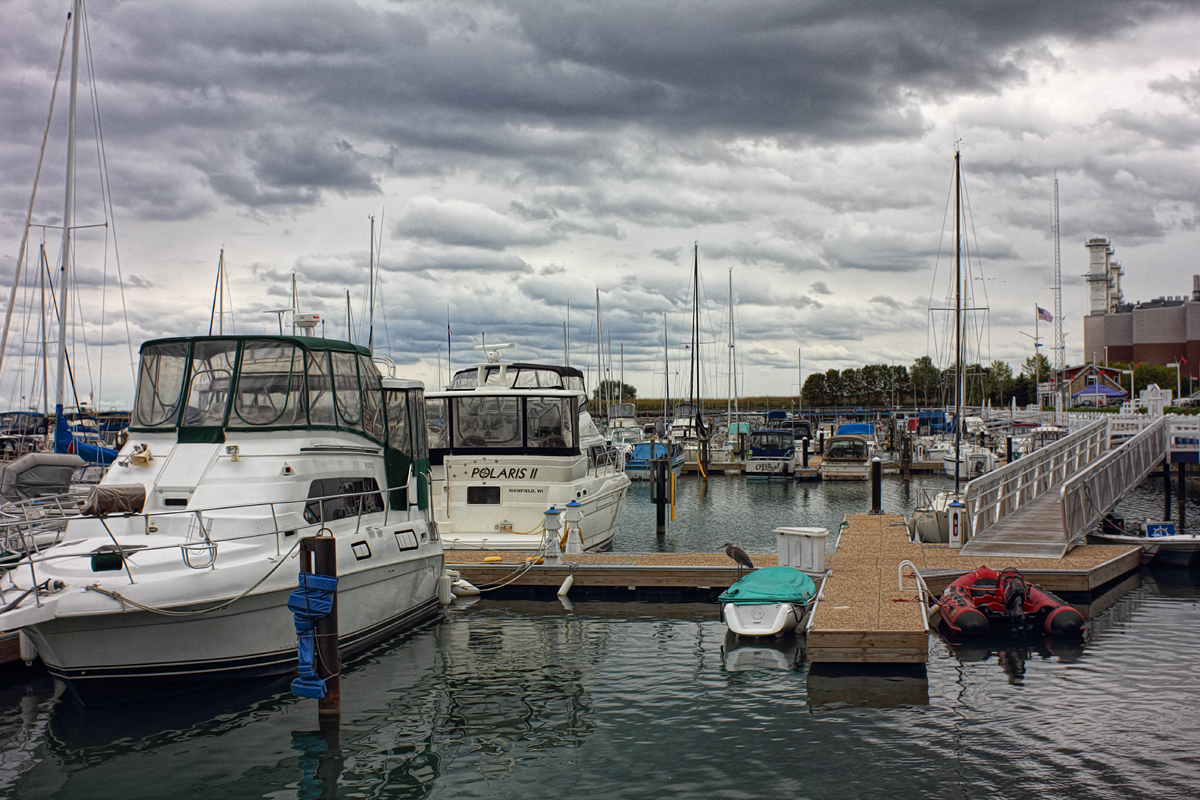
xmin=54 ymin=406 xmax=119 ymax=465
xmin=837 ymin=423 xmax=875 ymax=436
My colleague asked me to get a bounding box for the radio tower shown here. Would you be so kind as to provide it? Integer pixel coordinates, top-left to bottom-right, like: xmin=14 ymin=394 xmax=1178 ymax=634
xmin=1052 ymin=172 xmax=1065 ymax=410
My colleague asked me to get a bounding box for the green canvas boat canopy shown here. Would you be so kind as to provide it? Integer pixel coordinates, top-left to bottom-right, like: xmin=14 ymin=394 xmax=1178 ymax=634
xmin=718 ymin=566 xmax=816 ymax=605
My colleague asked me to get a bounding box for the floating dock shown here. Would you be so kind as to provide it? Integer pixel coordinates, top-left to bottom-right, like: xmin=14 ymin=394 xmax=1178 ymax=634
xmin=805 ymin=514 xmax=1141 ymax=664
xmin=446 ymin=513 xmax=1142 ymax=665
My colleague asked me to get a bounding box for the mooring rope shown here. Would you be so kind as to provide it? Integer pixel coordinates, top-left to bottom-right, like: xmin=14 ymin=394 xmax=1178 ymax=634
xmin=83 ymin=538 xmax=303 ymax=617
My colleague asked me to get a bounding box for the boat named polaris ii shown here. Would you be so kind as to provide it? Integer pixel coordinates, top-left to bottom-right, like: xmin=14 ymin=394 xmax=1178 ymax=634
xmin=935 ymin=566 xmax=1084 ymax=637
xmin=744 ymin=429 xmax=795 ymax=479
xmin=0 ymin=335 xmax=443 ymax=704
xmin=818 ymin=434 xmax=872 ymax=480
xmin=720 ymin=566 xmax=817 ymax=637
xmin=425 ymin=345 xmax=630 ymax=551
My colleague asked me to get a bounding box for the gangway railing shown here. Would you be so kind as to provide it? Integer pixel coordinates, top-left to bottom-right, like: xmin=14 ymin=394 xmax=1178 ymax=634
xmin=1060 ymin=417 xmax=1168 ymax=549
xmin=963 ymin=419 xmax=1108 ymax=543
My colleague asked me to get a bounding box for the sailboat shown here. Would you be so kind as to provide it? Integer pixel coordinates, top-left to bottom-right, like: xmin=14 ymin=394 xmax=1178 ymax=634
xmin=0 ymin=3 xmax=443 ymax=703
xmin=670 ymin=244 xmax=712 ymax=473
xmin=910 ymin=147 xmax=979 ymax=544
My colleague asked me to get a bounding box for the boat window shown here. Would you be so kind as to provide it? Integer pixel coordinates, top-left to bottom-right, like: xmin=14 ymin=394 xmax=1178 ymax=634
xmin=526 ymin=397 xmax=574 ymax=448
xmin=411 ymin=390 xmax=428 ymax=459
xmin=514 ymin=369 xmax=563 ymax=389
xmin=332 ymin=352 xmax=363 ymax=429
xmin=359 ymin=354 xmax=384 ymax=440
xmin=182 ymin=340 xmax=238 ymax=427
xmin=482 ymin=367 xmax=506 ymax=386
xmin=566 ymin=376 xmax=585 ymax=393
xmin=453 ymin=396 xmax=521 ymax=448
xmin=134 ymin=340 xmax=189 ymax=428
xmin=232 ymin=340 xmax=304 ymax=426
xmin=387 ymin=389 xmax=411 ymax=453
xmin=425 ymin=397 xmax=448 ymax=450
xmin=303 ymin=477 xmax=384 ymax=524
xmin=307 ymin=351 xmax=336 ymax=426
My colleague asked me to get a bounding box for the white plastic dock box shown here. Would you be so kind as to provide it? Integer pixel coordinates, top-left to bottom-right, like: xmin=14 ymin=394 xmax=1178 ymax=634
xmin=774 ymin=526 xmax=828 ymax=573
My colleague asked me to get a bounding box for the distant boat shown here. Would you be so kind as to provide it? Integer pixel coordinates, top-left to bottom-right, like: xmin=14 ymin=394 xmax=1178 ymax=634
xmin=818 ymin=434 xmax=871 ymax=481
xmin=744 ymin=429 xmax=795 ymax=479
xmin=625 ymin=440 xmax=685 ymax=481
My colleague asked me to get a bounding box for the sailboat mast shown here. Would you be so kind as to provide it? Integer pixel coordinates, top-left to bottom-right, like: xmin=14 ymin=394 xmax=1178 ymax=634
xmin=368 ymin=215 xmax=375 ymax=354
xmin=663 ymin=313 xmax=669 ymax=424
xmin=55 ymin=0 xmax=82 ymax=413
xmin=689 ymin=244 xmax=698 ymax=406
xmin=727 ymin=269 xmax=733 ymax=426
xmin=954 ymin=148 xmax=963 ymax=494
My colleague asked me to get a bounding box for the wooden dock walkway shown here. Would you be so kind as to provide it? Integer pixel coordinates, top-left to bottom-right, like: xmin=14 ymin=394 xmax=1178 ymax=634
xmin=447 ymin=513 xmax=1140 ymax=665
xmin=806 ymin=513 xmax=1141 ymax=664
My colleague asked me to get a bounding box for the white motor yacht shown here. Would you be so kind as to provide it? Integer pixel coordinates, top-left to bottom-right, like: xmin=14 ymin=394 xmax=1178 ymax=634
xmin=0 ymin=335 xmax=443 ymax=704
xmin=818 ymin=434 xmax=872 ymax=480
xmin=425 ymin=345 xmax=630 ymax=551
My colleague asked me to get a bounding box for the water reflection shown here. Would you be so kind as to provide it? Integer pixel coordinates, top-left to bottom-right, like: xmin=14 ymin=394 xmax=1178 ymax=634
xmin=720 ymin=630 xmax=803 ymax=671
xmin=806 ymin=663 xmax=929 ymax=709
xmin=0 ymin=574 xmax=1196 ymax=799
xmin=938 ymin=630 xmax=1085 ymax=684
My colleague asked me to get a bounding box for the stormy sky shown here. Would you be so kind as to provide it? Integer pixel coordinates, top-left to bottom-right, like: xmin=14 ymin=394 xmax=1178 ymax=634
xmin=2 ymin=0 xmax=1200 ymax=409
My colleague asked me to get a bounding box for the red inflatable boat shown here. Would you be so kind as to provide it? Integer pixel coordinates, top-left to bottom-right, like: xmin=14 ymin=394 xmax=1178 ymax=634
xmin=936 ymin=566 xmax=1084 ymax=637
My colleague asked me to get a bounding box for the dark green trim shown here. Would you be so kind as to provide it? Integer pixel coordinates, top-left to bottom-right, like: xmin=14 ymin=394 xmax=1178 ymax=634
xmin=178 ymin=426 xmax=226 ymax=444
xmin=140 ymin=335 xmax=368 ymax=356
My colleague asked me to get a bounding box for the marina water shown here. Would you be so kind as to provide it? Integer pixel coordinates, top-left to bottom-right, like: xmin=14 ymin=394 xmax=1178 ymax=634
xmin=1 ymin=474 xmax=1198 ymax=799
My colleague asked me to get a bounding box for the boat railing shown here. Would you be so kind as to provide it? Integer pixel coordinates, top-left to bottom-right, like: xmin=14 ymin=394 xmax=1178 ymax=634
xmin=3 ymin=482 xmax=420 ymax=595
xmin=1059 ymin=417 xmax=1170 ymax=550
xmin=962 ymin=419 xmax=1108 ymax=542
xmin=589 ymin=443 xmax=626 ymax=474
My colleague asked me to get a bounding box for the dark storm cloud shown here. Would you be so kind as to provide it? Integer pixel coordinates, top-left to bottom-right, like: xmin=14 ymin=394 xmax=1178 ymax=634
xmin=17 ymin=0 xmax=1181 ymax=224
xmin=810 ymin=281 xmax=832 ymax=295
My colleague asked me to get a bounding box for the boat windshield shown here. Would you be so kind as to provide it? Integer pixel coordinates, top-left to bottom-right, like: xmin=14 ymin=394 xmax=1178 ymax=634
xmin=426 ymin=394 xmax=577 ymax=456
xmin=609 ymin=403 xmax=636 ymax=419
xmin=826 ymin=437 xmax=868 ymax=460
xmin=132 ymin=337 xmax=387 ymax=442
xmin=611 ymin=428 xmax=642 ymax=445
xmin=750 ymin=432 xmax=794 ymax=450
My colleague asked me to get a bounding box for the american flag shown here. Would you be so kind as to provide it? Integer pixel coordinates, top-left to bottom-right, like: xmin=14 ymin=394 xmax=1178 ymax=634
xmin=1037 ymin=306 xmax=1053 ymax=322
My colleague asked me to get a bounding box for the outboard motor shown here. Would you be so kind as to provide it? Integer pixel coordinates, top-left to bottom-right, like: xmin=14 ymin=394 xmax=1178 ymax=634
xmin=1000 ymin=570 xmax=1029 ymax=622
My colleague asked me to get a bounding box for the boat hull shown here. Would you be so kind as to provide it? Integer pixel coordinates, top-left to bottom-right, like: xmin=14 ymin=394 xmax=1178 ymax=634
xmin=744 ymin=459 xmax=791 ymax=480
xmin=1088 ymin=532 xmax=1200 ymax=566
xmin=722 ymin=602 xmax=805 ymax=637
xmin=935 ymin=567 xmax=1084 ymax=637
xmin=24 ymin=553 xmax=442 ymax=705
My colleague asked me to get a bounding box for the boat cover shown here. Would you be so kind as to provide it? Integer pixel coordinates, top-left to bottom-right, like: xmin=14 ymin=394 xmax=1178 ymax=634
xmin=0 ymin=452 xmax=85 ymax=500
xmin=719 ymin=566 xmax=816 ymax=605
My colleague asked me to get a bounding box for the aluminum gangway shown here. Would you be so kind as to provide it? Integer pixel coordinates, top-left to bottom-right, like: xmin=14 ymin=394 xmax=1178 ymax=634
xmin=959 ymin=416 xmax=1198 ymax=558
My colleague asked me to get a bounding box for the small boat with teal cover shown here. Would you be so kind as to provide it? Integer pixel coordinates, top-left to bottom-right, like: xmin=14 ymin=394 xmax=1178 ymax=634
xmin=719 ymin=566 xmax=817 ymax=638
